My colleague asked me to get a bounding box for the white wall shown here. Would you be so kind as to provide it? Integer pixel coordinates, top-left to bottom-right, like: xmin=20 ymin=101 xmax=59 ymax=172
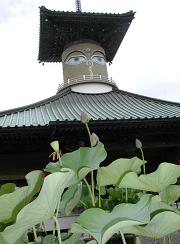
xmin=71 ymin=83 xmax=113 ymax=93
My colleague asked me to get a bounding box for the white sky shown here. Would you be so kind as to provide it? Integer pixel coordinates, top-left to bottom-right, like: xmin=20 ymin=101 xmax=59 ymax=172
xmin=0 ymin=0 xmax=180 ymax=111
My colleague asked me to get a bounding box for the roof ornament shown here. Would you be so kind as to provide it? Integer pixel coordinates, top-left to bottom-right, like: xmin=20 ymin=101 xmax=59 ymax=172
xmin=75 ymin=0 xmax=82 ymax=12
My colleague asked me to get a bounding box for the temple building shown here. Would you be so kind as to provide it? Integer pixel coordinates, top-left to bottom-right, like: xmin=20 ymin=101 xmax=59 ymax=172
xmin=0 ymin=2 xmax=180 ymax=183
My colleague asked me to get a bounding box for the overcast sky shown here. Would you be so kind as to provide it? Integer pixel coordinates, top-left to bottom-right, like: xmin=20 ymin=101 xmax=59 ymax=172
xmin=0 ymin=0 xmax=180 ymax=111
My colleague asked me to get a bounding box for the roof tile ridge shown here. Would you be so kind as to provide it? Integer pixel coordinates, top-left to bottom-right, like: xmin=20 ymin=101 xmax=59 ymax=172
xmin=0 ymin=88 xmax=71 ymax=116
xmin=40 ymin=6 xmax=135 ymax=17
xmin=114 ymin=88 xmax=180 ymax=107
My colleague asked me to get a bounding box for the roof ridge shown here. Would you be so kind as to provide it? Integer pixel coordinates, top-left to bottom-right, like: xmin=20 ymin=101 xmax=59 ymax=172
xmin=40 ymin=6 xmax=134 ymax=17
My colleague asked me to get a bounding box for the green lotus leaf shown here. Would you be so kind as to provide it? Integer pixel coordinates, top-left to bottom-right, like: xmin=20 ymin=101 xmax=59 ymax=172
xmin=44 ymin=161 xmax=61 ymax=173
xmin=0 ymin=183 xmax=16 ymax=196
xmin=122 ymin=211 xmax=180 ymax=240
xmin=61 ymin=142 xmax=107 ymax=180
xmin=45 ymin=142 xmax=107 ymax=181
xmin=79 ymin=184 xmax=93 ymax=208
xmin=71 ymin=195 xmax=151 ymax=244
xmin=63 ymin=233 xmax=81 ymax=244
xmin=160 ymin=185 xmax=180 ymax=204
xmin=97 ymin=157 xmax=145 ymax=187
xmin=0 ymin=170 xmax=43 ymax=225
xmin=72 ymin=218 xmax=142 ymax=244
xmin=86 ymin=241 xmax=97 ymax=244
xmin=2 ymin=170 xmax=75 ymax=244
xmin=135 ymin=236 xmax=141 ymax=244
xmin=149 ymin=195 xmax=178 ymax=214
xmin=43 ymin=234 xmax=58 ymax=244
xmin=0 ymin=223 xmax=8 ymax=232
xmin=28 ymin=237 xmax=42 ymax=244
xmin=120 ymin=163 xmax=180 ymax=192
xmin=0 ymin=233 xmax=8 ymax=244
xmin=0 ymin=232 xmax=27 ymax=244
xmin=60 ymin=183 xmax=82 ymax=215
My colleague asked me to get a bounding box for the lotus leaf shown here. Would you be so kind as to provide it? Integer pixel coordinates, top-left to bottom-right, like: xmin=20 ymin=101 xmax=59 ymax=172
xmin=0 ymin=170 xmax=43 ymax=225
xmin=61 ymin=142 xmax=107 ymax=180
xmin=0 ymin=183 xmax=16 ymax=196
xmin=122 ymin=211 xmax=180 ymax=240
xmin=97 ymin=157 xmax=145 ymax=187
xmin=71 ymin=195 xmax=152 ymax=244
xmin=2 ymin=170 xmax=75 ymax=243
xmin=63 ymin=233 xmax=81 ymax=244
xmin=45 ymin=161 xmax=61 ymax=173
xmin=0 ymin=233 xmax=7 ymax=244
xmin=149 ymin=195 xmax=178 ymax=214
xmin=160 ymin=185 xmax=180 ymax=204
xmin=45 ymin=142 xmax=107 ymax=182
xmin=120 ymin=163 xmax=180 ymax=192
xmin=43 ymin=234 xmax=58 ymax=244
xmin=59 ymin=183 xmax=82 ymax=215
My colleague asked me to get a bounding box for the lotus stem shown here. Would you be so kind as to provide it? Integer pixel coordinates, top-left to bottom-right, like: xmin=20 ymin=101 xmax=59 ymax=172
xmin=84 ymin=178 xmax=95 ymax=206
xmin=32 ymin=226 xmax=38 ymax=242
xmin=53 ymin=224 xmax=56 ymax=235
xmin=163 ymin=236 xmax=166 ymax=244
xmin=121 ymin=188 xmax=123 ymax=200
xmin=97 ymin=173 xmax=101 ymax=207
xmin=55 ymin=197 xmax=61 ymax=219
xmin=140 ymin=148 xmax=146 ymax=174
xmin=91 ymin=171 xmax=95 ymax=205
xmin=135 ymin=236 xmax=141 ymax=244
xmin=168 ymin=235 xmax=172 ymax=244
xmin=120 ymin=231 xmax=127 ymax=244
xmin=59 ymin=156 xmax=63 ymax=167
xmin=125 ymin=188 xmax=128 ymax=202
xmin=53 ymin=216 xmax=62 ymax=244
xmin=85 ymin=123 xmax=96 ymax=206
xmin=53 ymin=222 xmax=56 ymax=235
xmin=53 ymin=197 xmax=61 ymax=235
xmin=85 ymin=123 xmax=92 ymax=147
xmin=98 ymin=185 xmax=101 ymax=207
xmin=42 ymin=222 xmax=47 ymax=236
xmin=80 ymin=199 xmax=88 ymax=207
xmin=154 ymin=239 xmax=160 ymax=244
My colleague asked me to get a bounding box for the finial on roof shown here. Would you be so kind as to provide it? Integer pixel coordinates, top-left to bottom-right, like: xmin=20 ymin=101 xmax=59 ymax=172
xmin=75 ymin=0 xmax=82 ymax=12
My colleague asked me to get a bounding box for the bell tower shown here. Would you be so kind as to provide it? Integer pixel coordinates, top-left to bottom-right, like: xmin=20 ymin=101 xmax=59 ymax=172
xmin=38 ymin=2 xmax=135 ymax=93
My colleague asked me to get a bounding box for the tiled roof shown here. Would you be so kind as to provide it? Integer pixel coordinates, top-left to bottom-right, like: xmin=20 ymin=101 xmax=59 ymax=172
xmin=0 ymin=88 xmax=180 ymax=128
xmin=38 ymin=6 xmax=135 ymax=62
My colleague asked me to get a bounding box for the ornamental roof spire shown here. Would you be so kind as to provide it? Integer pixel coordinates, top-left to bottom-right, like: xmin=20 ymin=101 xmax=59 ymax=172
xmin=75 ymin=0 xmax=82 ymax=12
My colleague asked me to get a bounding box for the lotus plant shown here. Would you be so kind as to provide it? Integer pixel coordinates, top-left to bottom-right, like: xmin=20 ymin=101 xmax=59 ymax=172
xmin=0 ymin=112 xmax=179 ymax=244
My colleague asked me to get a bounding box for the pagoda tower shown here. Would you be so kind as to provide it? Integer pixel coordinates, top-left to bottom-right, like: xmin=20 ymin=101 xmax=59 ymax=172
xmin=38 ymin=3 xmax=134 ymax=94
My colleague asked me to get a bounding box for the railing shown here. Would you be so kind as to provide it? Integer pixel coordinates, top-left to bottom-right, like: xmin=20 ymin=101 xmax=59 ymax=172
xmin=57 ymin=75 xmax=117 ymax=92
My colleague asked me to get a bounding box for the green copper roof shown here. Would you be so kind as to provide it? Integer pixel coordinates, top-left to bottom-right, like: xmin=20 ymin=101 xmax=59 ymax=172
xmin=0 ymin=88 xmax=180 ymax=128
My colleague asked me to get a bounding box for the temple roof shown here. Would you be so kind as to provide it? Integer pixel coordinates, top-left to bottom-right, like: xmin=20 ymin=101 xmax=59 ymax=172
xmin=38 ymin=6 xmax=135 ymax=63
xmin=0 ymin=88 xmax=180 ymax=128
